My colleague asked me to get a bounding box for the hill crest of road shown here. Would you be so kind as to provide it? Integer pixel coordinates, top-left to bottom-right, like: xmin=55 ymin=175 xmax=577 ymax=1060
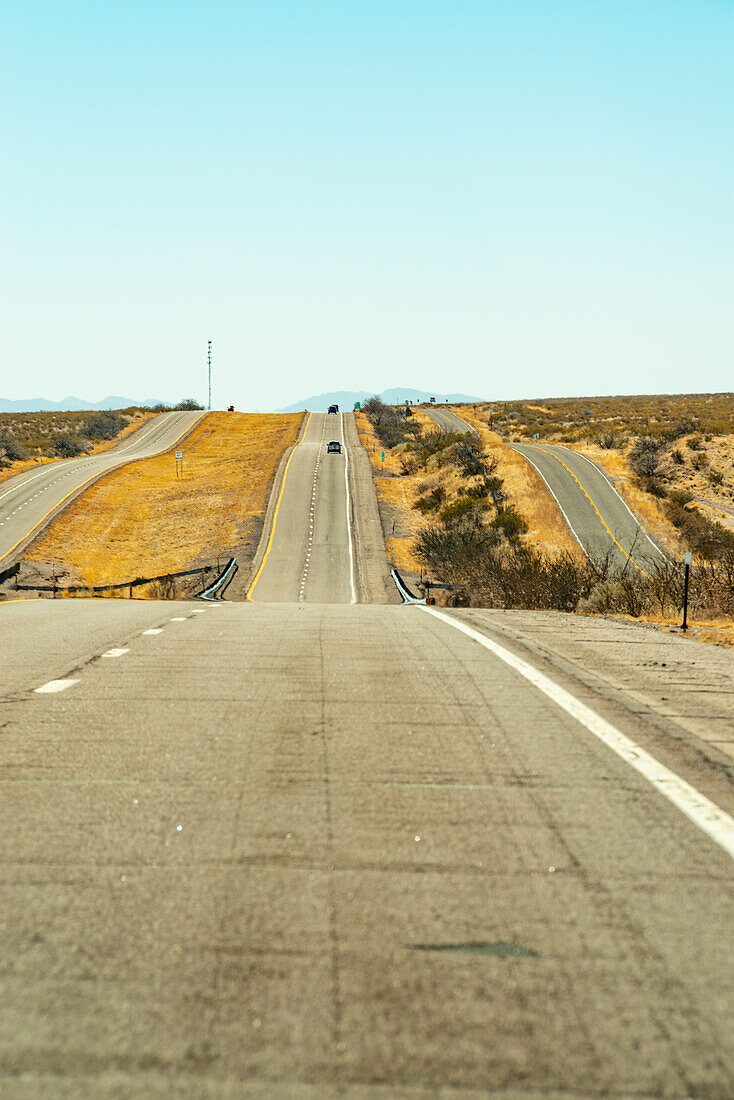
xmin=246 ymin=411 xmax=397 ymax=604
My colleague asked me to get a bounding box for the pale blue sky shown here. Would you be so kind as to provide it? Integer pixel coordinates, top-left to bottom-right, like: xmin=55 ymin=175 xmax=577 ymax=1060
xmin=2 ymin=2 xmax=732 ymax=409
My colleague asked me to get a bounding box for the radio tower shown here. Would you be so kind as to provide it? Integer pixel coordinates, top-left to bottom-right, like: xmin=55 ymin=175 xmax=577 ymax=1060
xmin=207 ymin=341 xmax=212 ymax=410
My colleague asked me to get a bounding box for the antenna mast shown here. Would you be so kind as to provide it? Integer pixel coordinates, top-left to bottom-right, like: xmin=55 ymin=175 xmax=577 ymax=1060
xmin=207 ymin=340 xmax=212 ymax=410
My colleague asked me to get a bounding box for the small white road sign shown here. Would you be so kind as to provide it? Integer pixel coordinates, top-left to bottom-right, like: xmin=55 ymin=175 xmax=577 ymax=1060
xmin=175 ymin=450 xmax=183 ymax=461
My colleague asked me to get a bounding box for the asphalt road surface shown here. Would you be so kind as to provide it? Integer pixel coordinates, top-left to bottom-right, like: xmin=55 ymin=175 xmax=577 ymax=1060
xmin=2 ymin=411 xmax=733 ymax=1097
xmin=422 ymin=405 xmax=663 ymax=573
xmin=512 ymin=441 xmax=666 ymax=571
xmin=421 ymin=404 xmax=478 ymax=436
xmin=0 ymin=411 xmax=204 ymax=569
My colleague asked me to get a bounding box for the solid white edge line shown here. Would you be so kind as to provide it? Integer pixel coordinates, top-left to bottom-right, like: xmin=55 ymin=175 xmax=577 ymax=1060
xmin=556 ymin=445 xmax=667 ymax=559
xmin=34 ymin=679 xmax=79 ymax=693
xmin=0 ymin=466 xmax=52 ymax=503
xmin=422 ymin=605 xmax=734 ymax=863
xmin=341 ymin=411 xmax=357 ymax=604
xmin=511 ymin=444 xmax=587 ymax=556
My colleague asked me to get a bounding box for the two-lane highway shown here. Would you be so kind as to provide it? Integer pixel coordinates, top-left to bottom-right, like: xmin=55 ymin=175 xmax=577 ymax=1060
xmin=0 ymin=411 xmax=204 ymax=568
xmin=422 ymin=404 xmax=478 ymax=436
xmin=512 ymin=440 xmax=665 ymax=571
xmin=248 ymin=411 xmax=388 ymax=604
xmin=423 ymin=403 xmax=665 ymax=572
xmin=2 ymin=408 xmax=733 ymax=1096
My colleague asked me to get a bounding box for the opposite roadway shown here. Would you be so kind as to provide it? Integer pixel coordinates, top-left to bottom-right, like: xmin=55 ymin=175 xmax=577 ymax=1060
xmin=421 ymin=404 xmax=665 ymax=573
xmin=0 ymin=411 xmax=204 ymax=570
xmin=1 ymin=411 xmax=733 ymax=1097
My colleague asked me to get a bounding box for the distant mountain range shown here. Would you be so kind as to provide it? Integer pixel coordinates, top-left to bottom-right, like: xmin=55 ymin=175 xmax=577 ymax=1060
xmin=277 ymin=388 xmax=483 ymax=413
xmin=0 ymin=396 xmax=165 ymax=413
xmin=2 ymin=387 xmax=484 ymax=415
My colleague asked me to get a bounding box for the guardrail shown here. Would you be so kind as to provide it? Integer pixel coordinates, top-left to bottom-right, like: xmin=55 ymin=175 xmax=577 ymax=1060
xmin=391 ymin=568 xmax=427 ymax=605
xmin=196 ymin=557 xmax=238 ymax=601
xmin=13 ymin=563 xmax=218 ymax=598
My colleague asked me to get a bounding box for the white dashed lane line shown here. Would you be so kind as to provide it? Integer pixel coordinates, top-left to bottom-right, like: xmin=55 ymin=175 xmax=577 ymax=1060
xmin=34 ymin=679 xmax=79 ymax=694
xmin=31 ymin=609 xmax=213 ymax=697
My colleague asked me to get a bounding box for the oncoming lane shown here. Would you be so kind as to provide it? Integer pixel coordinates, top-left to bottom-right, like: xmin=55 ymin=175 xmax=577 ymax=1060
xmin=512 ymin=441 xmax=665 ymax=571
xmin=247 ymin=411 xmax=356 ymax=604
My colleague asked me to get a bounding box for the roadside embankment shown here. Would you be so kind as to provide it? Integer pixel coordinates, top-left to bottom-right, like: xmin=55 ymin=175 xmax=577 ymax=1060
xmin=354 ymin=410 xmax=424 ymax=574
xmin=449 ymin=407 xmax=578 ymax=554
xmin=355 ymin=402 xmax=579 ymax=584
xmin=22 ymin=412 xmax=303 ymax=596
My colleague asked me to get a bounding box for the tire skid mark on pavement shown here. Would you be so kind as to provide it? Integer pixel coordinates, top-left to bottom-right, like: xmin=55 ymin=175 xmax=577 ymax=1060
xmin=425 ymin=606 xmax=734 ymax=863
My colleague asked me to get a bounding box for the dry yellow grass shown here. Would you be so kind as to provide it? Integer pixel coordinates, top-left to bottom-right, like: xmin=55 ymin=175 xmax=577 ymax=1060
xmin=408 ymin=407 xmax=440 ymax=433
xmin=590 ymin=613 xmax=734 ymax=648
xmin=451 ymin=408 xmax=580 ymax=555
xmin=26 ymin=411 xmax=303 ymax=588
xmin=0 ymin=411 xmax=155 ymax=486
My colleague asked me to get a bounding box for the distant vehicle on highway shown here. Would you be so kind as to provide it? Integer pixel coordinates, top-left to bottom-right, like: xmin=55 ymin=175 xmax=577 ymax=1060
xmin=327 ymin=440 xmax=342 ymax=454
xmin=328 ymin=404 xmax=339 ymax=414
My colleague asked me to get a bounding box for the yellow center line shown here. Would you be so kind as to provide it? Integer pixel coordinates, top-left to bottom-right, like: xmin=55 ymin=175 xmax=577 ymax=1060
xmin=247 ymin=412 xmax=312 ymax=602
xmin=533 ymin=445 xmax=650 ymax=577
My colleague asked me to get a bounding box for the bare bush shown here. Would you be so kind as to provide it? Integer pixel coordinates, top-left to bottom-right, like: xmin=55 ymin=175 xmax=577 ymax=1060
xmin=449 ymin=437 xmax=489 ymax=478
xmin=52 ymin=433 xmax=86 ymax=458
xmin=363 ymin=396 xmax=424 ymax=449
xmin=86 ymin=410 xmax=124 ymax=439
xmin=0 ymin=429 xmax=28 ymax=466
xmin=595 ymin=430 xmax=625 ymax=449
xmin=630 ymin=435 xmax=664 ymax=478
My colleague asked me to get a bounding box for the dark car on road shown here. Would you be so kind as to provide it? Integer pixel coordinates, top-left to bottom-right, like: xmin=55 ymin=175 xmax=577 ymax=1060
xmin=327 ymin=441 xmax=342 ymax=454
xmin=328 ymin=404 xmax=339 ymax=414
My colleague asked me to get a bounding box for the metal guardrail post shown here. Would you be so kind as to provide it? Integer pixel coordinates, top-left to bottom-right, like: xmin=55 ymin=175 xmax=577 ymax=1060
xmin=682 ymin=552 xmax=692 ymax=631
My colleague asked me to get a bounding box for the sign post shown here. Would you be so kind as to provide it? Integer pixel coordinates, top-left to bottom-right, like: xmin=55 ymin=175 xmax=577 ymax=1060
xmin=682 ymin=552 xmax=692 ymax=631
xmin=175 ymin=450 xmax=183 ymax=479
